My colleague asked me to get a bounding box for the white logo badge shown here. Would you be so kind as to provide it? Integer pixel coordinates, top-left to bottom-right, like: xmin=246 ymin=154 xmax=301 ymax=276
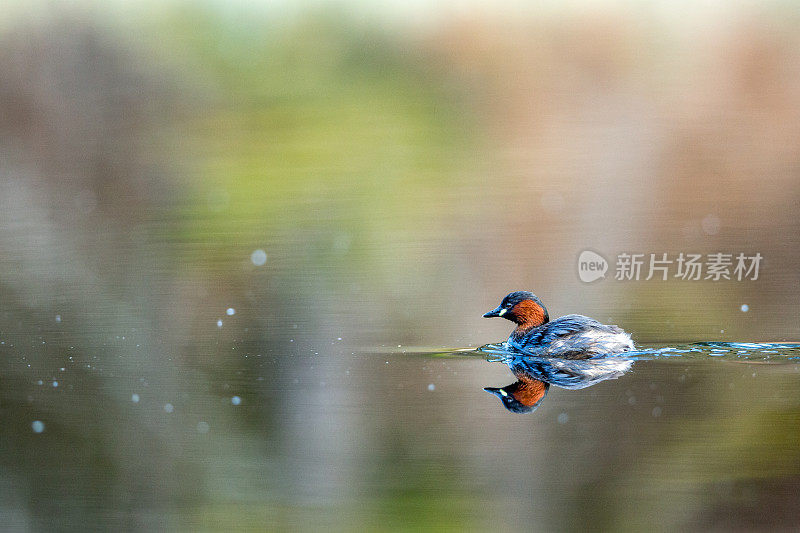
xmin=578 ymin=250 xmax=608 ymax=283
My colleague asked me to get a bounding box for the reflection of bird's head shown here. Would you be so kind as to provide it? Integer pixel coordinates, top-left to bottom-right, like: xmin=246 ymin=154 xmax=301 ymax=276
xmin=484 ymin=376 xmax=549 ymax=414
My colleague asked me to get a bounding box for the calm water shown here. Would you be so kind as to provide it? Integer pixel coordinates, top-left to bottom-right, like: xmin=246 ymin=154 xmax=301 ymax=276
xmin=3 ymin=330 xmax=800 ymax=531
xmin=5 ymin=5 xmax=800 ymax=531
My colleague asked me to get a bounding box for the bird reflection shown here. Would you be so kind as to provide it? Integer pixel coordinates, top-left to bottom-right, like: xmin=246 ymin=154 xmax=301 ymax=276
xmin=484 ymin=352 xmax=634 ymax=414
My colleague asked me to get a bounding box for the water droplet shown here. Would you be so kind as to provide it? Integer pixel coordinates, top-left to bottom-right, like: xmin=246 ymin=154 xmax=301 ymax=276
xmin=226 ymin=308 xmax=235 ymax=316
xmin=31 ymin=420 xmax=45 ymax=433
xmin=164 ymin=403 xmax=174 ymax=413
xmin=217 ymin=320 xmax=223 ymax=328
xmin=741 ymin=304 xmax=749 ymax=312
xmin=131 ymin=393 xmax=140 ymax=403
xmin=52 ymin=381 xmax=58 ymax=388
xmin=231 ymin=396 xmax=241 ymax=406
xmin=196 ymin=421 xmax=210 ymax=434
xmin=251 ymin=249 xmax=267 ymax=266
xmin=427 ymin=383 xmax=435 ymax=391
xmin=55 ymin=315 xmax=61 ymax=323
xmin=557 ymin=413 xmax=569 ymax=424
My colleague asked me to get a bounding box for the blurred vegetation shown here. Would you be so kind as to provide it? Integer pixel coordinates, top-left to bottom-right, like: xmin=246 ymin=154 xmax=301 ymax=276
xmin=153 ymin=7 xmax=479 ymax=249
xmin=1 ymin=1 xmax=800 ymax=531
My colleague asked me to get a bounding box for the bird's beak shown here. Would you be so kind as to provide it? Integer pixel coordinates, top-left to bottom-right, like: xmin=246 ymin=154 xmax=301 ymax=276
xmin=483 ymin=387 xmax=508 ymax=398
xmin=483 ymin=305 xmax=504 ymax=318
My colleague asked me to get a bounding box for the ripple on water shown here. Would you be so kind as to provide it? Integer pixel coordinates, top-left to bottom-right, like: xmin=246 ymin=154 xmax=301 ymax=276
xmin=465 ymin=341 xmax=800 ymax=363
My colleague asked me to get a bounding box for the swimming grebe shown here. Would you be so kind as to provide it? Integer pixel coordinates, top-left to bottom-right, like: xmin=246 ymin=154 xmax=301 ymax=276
xmin=483 ymin=291 xmax=634 ymax=358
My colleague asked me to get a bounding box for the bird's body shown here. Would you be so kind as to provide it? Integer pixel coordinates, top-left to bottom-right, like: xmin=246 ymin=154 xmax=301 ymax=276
xmin=483 ymin=291 xmax=634 ymax=359
xmin=508 ymin=314 xmax=633 ymax=358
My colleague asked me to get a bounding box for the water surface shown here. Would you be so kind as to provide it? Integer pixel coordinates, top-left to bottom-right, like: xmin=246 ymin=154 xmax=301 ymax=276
xmin=4 ymin=334 xmax=800 ymax=531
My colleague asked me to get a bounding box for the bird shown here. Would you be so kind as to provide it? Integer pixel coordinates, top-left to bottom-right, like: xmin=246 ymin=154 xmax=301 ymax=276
xmin=482 ymin=291 xmax=634 ymax=359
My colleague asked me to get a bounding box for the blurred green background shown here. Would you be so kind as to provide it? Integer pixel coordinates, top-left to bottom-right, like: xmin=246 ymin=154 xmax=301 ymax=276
xmin=1 ymin=1 xmax=800 ymax=531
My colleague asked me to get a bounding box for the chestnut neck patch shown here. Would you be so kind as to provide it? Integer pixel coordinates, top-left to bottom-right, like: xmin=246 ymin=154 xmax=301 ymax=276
xmin=508 ymin=299 xmax=549 ymax=335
